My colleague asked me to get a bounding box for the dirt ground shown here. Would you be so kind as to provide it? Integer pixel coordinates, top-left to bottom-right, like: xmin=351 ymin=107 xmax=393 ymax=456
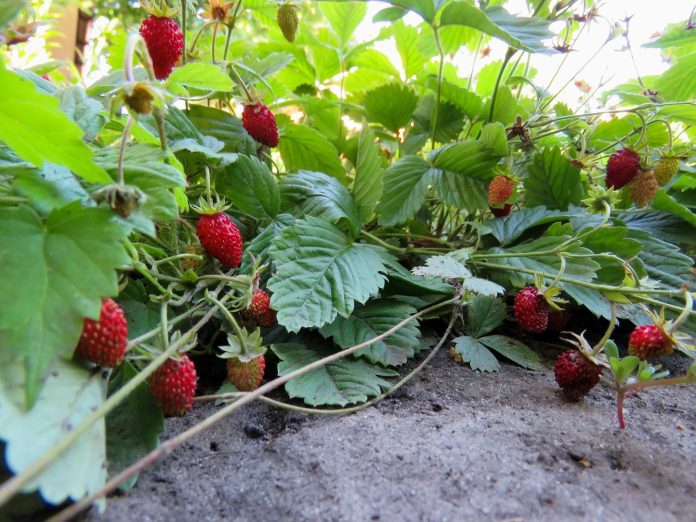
xmin=84 ymin=342 xmax=696 ymax=522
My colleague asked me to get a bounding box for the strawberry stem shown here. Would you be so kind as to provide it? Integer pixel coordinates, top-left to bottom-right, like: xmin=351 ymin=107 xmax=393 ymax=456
xmin=616 ymin=389 xmax=626 ymax=429
xmin=205 ymin=291 xmax=247 ymax=354
xmin=117 ymin=117 xmax=133 ymax=186
xmin=591 ymin=303 xmax=617 ymax=356
xmin=229 ymin=64 xmax=254 ymax=103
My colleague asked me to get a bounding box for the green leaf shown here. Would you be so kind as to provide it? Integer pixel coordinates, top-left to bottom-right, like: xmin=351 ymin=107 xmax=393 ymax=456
xmin=626 ymin=230 xmax=694 ymax=290
xmin=439 ymin=3 xmax=553 ymax=53
xmin=353 ymin=125 xmax=384 ymax=222
xmin=320 ymin=2 xmax=366 ymax=47
xmin=320 ymin=299 xmax=421 ymax=367
xmin=376 ymin=156 xmax=433 ymax=226
xmin=392 ymin=19 xmax=427 ymax=77
xmin=0 ymin=356 xmax=105 ymax=503
xmin=524 ymin=147 xmax=583 ymax=210
xmin=380 ymin=254 xmax=454 ymax=297
xmin=278 ymin=118 xmax=346 ymax=182
xmin=364 ymin=83 xmax=419 ymax=133
xmin=644 ymin=24 xmax=696 ymax=49
xmin=653 ymin=52 xmax=696 ymax=101
xmin=216 ymin=154 xmax=280 ymax=220
xmin=650 ymin=189 xmax=696 ymax=228
xmin=0 ymin=0 xmax=25 ymax=28
xmin=185 ymin=105 xmax=257 ymax=155
xmin=373 ymin=6 xmax=406 ymax=22
xmin=410 ymin=95 xmax=464 ymax=144
xmin=0 ymin=204 xmax=130 ymax=406
xmin=563 ymin=284 xmax=613 ymax=320
xmin=119 ymin=280 xmax=161 ymax=339
xmin=12 ymin=164 xmax=89 ymax=214
xmin=412 ymin=255 xmax=472 ymax=279
xmin=57 ymin=86 xmax=106 ymax=141
xmin=272 ymin=343 xmax=397 ymax=406
xmin=486 ymin=207 xmax=572 ymax=245
xmin=432 ymin=122 xmax=508 ymax=181
xmin=452 ymin=336 xmax=500 ymax=372
xmin=268 ymin=216 xmax=388 ymax=331
xmin=438 ymin=79 xmax=483 ymax=119
xmin=280 ymin=170 xmax=361 ymax=238
xmin=239 ymin=214 xmax=295 ymax=273
xmin=166 ymin=62 xmax=234 ymax=92
xmin=479 ymin=335 xmax=543 ymax=370
xmin=0 ymin=61 xmax=109 ymax=183
xmin=467 ymin=295 xmax=506 ymax=338
xmin=106 ymin=363 xmax=163 ymax=490
xmin=432 ymin=168 xmax=489 ymax=210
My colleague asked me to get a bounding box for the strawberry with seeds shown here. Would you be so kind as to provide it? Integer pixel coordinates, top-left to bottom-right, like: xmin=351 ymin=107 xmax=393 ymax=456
xmin=76 ymin=298 xmax=128 ymax=367
xmin=138 ymin=0 xmax=184 ymax=80
xmin=150 ymin=354 xmax=198 ymax=416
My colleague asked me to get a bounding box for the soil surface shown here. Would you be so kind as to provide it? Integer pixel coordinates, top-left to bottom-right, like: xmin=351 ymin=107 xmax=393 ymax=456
xmin=91 ymin=347 xmax=696 ymax=522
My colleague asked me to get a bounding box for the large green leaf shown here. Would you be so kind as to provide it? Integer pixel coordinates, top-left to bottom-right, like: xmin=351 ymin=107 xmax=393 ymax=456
xmin=377 ymin=156 xmax=434 ymax=226
xmin=644 ymin=24 xmax=696 ymax=49
xmin=0 ymin=204 xmax=130 ymax=406
xmin=524 ymin=147 xmax=584 ymax=210
xmin=392 ymin=20 xmax=428 ymax=77
xmin=185 ymin=105 xmax=257 ymax=154
xmin=12 ymin=164 xmax=90 ymax=214
xmin=320 ymin=2 xmax=366 ymax=47
xmin=353 ymin=125 xmax=384 ymax=222
xmin=0 ymin=356 xmax=105 ymax=503
xmin=650 ymin=189 xmax=696 ymax=229
xmin=439 ymin=3 xmax=553 ymax=53
xmin=267 ymin=216 xmax=388 ymax=331
xmin=627 ymin=230 xmax=693 ymax=290
xmin=216 ymin=154 xmax=280 ymax=220
xmin=653 ymin=52 xmax=696 ymax=101
xmin=478 ymin=335 xmax=543 ymax=370
xmin=280 ymin=170 xmax=361 ymax=238
xmin=363 ymin=83 xmax=419 ymax=133
xmin=239 ymin=214 xmax=295 ymax=273
xmin=432 ymin=168 xmax=489 ymax=210
xmin=0 ymin=61 xmax=109 ymax=183
xmin=452 ymin=336 xmax=500 ymax=372
xmin=57 ymin=86 xmax=105 ymax=142
xmin=320 ymin=299 xmax=421 ymax=366
xmin=166 ymin=62 xmax=234 ymax=93
xmin=431 ymin=122 xmax=508 ymax=181
xmin=467 ymin=295 xmax=506 ymax=338
xmin=105 ymin=363 xmax=163 ymax=490
xmin=278 ymin=118 xmax=346 ymax=182
xmin=272 ymin=343 xmax=397 ymax=406
xmin=486 ymin=207 xmax=572 ymax=245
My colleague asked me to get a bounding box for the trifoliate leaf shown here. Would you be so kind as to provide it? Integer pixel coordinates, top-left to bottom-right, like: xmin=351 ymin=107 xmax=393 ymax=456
xmin=272 ymin=343 xmax=397 ymax=406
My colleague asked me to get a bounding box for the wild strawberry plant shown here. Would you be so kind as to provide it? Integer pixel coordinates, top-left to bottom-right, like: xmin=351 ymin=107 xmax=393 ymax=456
xmin=0 ymin=0 xmax=694 ymax=516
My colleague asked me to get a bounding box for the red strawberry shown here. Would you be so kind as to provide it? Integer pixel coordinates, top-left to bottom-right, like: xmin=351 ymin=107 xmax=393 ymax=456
xmin=196 ymin=212 xmax=243 ymax=269
xmin=488 ymin=175 xmax=514 ymax=206
xmin=554 ymin=349 xmax=602 ymax=401
xmin=628 ymin=324 xmax=673 ymax=359
xmin=490 ymin=204 xmax=512 ymax=217
xmin=547 ymin=309 xmax=571 ymax=333
xmin=242 ymin=103 xmax=279 ymax=147
xmin=605 ymin=148 xmax=640 ymax=189
xmin=227 ymin=355 xmax=265 ymax=392
xmin=150 ymin=354 xmax=197 ymax=416
xmin=247 ymin=290 xmax=277 ymax=327
xmin=628 ymin=169 xmax=658 ymax=208
xmin=514 ymin=287 xmax=549 ymax=333
xmin=139 ymin=16 xmax=184 ymax=80
xmin=75 ymin=298 xmax=128 ymax=367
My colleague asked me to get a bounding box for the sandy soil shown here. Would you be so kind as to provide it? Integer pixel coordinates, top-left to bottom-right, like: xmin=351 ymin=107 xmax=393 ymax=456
xmin=87 ymin=345 xmax=696 ymax=522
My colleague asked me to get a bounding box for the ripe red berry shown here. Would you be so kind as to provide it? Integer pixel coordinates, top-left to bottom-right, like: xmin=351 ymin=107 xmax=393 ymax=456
xmin=196 ymin=212 xmax=243 ymax=269
xmin=139 ymin=16 xmax=184 ymax=80
xmin=150 ymin=354 xmax=197 ymax=416
xmin=227 ymin=355 xmax=265 ymax=392
xmin=488 ymin=175 xmax=514 ymax=206
xmin=75 ymin=299 xmax=128 ymax=367
xmin=242 ymin=103 xmax=279 ymax=148
xmin=605 ymin=148 xmax=640 ymax=189
xmin=554 ymin=349 xmax=602 ymax=401
xmin=628 ymin=324 xmax=673 ymax=359
xmin=490 ymin=204 xmax=512 ymax=217
xmin=513 ymin=287 xmax=549 ymax=333
xmin=247 ymin=290 xmax=277 ymax=327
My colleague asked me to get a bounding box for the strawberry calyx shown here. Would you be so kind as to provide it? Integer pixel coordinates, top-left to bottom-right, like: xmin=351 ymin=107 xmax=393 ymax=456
xmin=140 ymin=0 xmax=179 ymax=18
xmin=191 ymin=195 xmax=231 ymax=216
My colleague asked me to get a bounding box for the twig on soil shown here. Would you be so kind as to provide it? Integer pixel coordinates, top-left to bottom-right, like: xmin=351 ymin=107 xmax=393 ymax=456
xmin=47 ymin=297 xmax=459 ymax=522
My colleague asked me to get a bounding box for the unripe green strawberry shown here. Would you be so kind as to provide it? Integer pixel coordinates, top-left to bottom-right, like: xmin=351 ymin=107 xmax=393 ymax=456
xmin=628 ymin=169 xmax=658 ymax=208
xmin=654 ymin=157 xmax=679 ymax=185
xmin=227 ymin=355 xmax=265 ymax=392
xmin=150 ymin=354 xmax=198 ymax=416
xmin=75 ymin=298 xmax=128 ymax=367
xmin=488 ymin=175 xmax=514 ymax=206
xmin=277 ymin=3 xmax=299 ymax=43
